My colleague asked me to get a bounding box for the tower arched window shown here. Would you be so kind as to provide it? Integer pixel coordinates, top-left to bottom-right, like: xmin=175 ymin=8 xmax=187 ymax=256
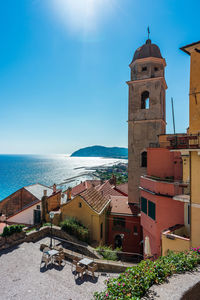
xmin=141 ymin=91 xmax=150 ymax=109
xmin=141 ymin=151 xmax=147 ymax=167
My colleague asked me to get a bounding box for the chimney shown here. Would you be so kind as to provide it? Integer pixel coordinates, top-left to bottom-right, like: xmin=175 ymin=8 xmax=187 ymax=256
xmin=53 ymin=183 xmax=56 ymax=194
xmin=67 ymin=187 xmax=72 ymax=201
xmin=43 ymin=190 xmax=47 ymax=197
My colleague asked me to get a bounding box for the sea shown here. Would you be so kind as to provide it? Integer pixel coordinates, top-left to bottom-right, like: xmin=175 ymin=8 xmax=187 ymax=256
xmin=0 ymin=154 xmax=127 ymax=201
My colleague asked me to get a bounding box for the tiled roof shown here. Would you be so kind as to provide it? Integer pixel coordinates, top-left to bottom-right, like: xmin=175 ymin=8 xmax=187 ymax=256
xmin=95 ymin=180 xmax=122 ymax=199
xmin=115 ymin=183 xmax=128 ymax=196
xmin=110 ymin=196 xmax=139 ymax=216
xmin=24 ymin=183 xmax=53 ymax=200
xmin=80 ymin=187 xmax=110 ymax=214
xmin=71 ymin=180 xmax=101 ymax=197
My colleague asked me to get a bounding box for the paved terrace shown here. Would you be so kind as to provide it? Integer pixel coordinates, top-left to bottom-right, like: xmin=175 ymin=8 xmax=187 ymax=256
xmin=0 ymin=238 xmax=118 ymax=300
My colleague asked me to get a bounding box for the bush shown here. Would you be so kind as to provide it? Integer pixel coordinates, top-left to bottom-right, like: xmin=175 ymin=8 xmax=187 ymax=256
xmin=94 ymin=250 xmax=200 ymax=299
xmin=2 ymin=225 xmax=24 ymax=237
xmin=96 ymin=245 xmax=121 ymax=261
xmin=60 ymin=217 xmax=89 ymax=242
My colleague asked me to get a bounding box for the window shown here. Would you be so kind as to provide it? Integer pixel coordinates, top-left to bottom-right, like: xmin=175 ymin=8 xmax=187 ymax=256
xmin=154 ymin=67 xmax=158 ymax=71
xmin=141 ymin=151 xmax=147 ymax=167
xmin=36 ymin=205 xmax=40 ymax=210
xmin=100 ymin=222 xmax=103 ymax=239
xmin=148 ymin=201 xmax=156 ymax=220
xmin=78 ymin=202 xmax=82 ymax=208
xmin=133 ymin=226 xmax=138 ymax=235
xmin=142 ymin=66 xmax=147 ymax=71
xmin=141 ymin=91 xmax=150 ymax=109
xmin=113 ymin=217 xmax=126 ymax=228
xmin=141 ymin=197 xmax=147 ymax=214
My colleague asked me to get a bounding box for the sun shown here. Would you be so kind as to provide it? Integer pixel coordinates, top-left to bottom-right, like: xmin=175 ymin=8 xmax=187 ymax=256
xmin=49 ymin=0 xmax=115 ymax=35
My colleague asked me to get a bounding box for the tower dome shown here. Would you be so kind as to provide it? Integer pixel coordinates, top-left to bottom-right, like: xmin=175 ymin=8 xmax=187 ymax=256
xmin=132 ymin=39 xmax=162 ymax=63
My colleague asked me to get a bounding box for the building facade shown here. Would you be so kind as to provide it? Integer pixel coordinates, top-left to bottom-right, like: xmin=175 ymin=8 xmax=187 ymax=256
xmin=128 ymin=39 xmax=167 ymax=204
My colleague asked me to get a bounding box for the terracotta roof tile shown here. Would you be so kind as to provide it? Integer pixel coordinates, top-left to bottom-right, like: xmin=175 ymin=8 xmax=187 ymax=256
xmin=80 ymin=187 xmax=110 ymax=214
xmin=71 ymin=180 xmax=101 ymax=197
xmin=95 ymin=180 xmax=122 ymax=199
xmin=115 ymin=183 xmax=128 ymax=196
xmin=110 ymin=196 xmax=139 ymax=216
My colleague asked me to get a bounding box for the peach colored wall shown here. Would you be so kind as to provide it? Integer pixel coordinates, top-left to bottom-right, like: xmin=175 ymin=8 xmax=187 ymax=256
xmin=162 ymin=233 xmax=190 ymax=256
xmin=147 ymin=148 xmax=182 ymax=180
xmin=141 ymin=189 xmax=184 ymax=256
xmin=140 ymin=177 xmax=183 ymax=197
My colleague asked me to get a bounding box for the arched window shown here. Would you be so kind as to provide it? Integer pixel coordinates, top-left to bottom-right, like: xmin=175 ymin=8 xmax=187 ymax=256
xmin=141 ymin=151 xmax=147 ymax=167
xmin=141 ymin=91 xmax=150 ymax=109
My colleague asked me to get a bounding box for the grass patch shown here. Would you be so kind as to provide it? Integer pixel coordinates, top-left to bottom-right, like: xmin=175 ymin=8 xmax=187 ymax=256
xmin=96 ymin=245 xmax=121 ymax=261
xmin=60 ymin=217 xmax=89 ymax=243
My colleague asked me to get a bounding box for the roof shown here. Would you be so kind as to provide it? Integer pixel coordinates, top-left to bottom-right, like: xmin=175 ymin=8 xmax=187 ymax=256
xmin=71 ymin=180 xmax=101 ymax=197
xmin=180 ymin=40 xmax=200 ymax=55
xmin=132 ymin=39 xmax=162 ymax=63
xmin=95 ymin=180 xmax=122 ymax=199
xmin=110 ymin=196 xmax=139 ymax=216
xmin=24 ymin=183 xmax=53 ymax=201
xmin=115 ymin=183 xmax=128 ymax=196
xmin=80 ymin=187 xmax=110 ymax=214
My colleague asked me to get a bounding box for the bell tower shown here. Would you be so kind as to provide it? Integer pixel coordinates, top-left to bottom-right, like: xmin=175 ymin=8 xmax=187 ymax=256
xmin=127 ymin=38 xmax=167 ymax=204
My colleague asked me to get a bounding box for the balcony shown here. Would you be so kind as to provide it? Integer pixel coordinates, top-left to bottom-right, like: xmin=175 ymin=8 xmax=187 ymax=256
xmin=167 ymin=134 xmax=200 ymax=150
xmin=162 ymin=225 xmax=190 ymax=255
xmin=140 ymin=175 xmax=184 ymax=197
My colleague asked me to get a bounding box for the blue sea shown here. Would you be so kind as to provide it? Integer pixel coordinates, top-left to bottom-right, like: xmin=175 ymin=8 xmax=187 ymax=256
xmin=0 ymin=154 xmax=127 ymax=201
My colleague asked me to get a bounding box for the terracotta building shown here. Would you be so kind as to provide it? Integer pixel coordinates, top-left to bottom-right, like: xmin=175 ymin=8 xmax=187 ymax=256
xmin=107 ymin=195 xmax=142 ymax=254
xmin=127 ymin=38 xmax=167 ymax=204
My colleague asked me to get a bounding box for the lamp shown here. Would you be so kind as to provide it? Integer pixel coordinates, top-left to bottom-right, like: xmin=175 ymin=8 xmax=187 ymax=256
xmin=49 ymin=212 xmax=54 ymax=248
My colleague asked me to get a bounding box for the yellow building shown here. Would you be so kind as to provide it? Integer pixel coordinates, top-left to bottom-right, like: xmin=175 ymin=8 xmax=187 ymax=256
xmin=61 ymin=187 xmax=111 ymax=245
xmin=162 ymin=41 xmax=200 ymax=254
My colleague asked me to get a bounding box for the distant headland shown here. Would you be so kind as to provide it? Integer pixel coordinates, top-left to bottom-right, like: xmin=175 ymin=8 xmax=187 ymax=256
xmin=70 ymin=145 xmax=128 ymax=159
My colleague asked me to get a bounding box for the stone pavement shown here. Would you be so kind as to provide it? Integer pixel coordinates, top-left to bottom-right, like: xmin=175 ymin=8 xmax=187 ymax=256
xmin=143 ymin=267 xmax=200 ymax=300
xmin=0 ymin=238 xmax=118 ymax=300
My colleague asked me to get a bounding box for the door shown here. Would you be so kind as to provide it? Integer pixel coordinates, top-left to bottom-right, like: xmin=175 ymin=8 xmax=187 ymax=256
xmin=34 ymin=209 xmax=41 ymax=224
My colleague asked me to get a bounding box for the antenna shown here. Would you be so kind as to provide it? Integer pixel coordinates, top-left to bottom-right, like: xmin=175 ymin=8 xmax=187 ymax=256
xmin=147 ymin=26 xmax=150 ymax=40
xmin=171 ymin=97 xmax=176 ymax=134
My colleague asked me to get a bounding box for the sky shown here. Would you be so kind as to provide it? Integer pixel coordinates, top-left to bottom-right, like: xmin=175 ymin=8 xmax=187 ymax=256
xmin=0 ymin=0 xmax=199 ymax=154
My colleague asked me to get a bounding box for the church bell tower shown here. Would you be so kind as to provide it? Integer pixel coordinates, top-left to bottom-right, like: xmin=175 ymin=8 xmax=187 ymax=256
xmin=127 ymin=38 xmax=167 ymax=204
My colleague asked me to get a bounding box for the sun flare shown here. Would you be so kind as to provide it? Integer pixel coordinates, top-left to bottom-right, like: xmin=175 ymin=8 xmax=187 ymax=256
xmin=50 ymin=0 xmax=114 ymax=35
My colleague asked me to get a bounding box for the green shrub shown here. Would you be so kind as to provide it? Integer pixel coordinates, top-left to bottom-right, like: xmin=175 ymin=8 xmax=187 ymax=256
xmin=2 ymin=224 xmax=24 ymax=237
xmin=96 ymin=245 xmax=121 ymax=261
xmin=60 ymin=217 xmax=89 ymax=242
xmin=42 ymin=223 xmax=51 ymax=227
xmin=94 ymin=250 xmax=200 ymax=299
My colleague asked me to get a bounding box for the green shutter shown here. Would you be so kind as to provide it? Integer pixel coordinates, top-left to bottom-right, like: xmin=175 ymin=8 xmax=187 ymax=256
xmin=141 ymin=197 xmax=147 ymax=214
xmin=148 ymin=201 xmax=156 ymax=220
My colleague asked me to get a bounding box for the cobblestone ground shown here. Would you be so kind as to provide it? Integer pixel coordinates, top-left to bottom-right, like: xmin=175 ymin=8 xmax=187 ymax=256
xmin=0 ymin=238 xmax=118 ymax=300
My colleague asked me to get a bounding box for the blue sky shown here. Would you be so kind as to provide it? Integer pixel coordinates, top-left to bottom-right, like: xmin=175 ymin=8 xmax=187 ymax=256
xmin=0 ymin=0 xmax=199 ymax=154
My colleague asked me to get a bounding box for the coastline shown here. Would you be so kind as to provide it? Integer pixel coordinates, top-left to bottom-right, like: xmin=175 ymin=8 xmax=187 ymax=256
xmin=0 ymin=155 xmax=127 ymax=201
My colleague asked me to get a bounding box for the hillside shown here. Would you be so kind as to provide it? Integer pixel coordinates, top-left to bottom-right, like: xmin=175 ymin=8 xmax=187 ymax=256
xmin=70 ymin=146 xmax=128 ymax=159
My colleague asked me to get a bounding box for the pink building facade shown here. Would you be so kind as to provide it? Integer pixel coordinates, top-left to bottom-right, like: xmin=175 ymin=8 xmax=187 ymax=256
xmin=140 ymin=148 xmax=184 ymax=257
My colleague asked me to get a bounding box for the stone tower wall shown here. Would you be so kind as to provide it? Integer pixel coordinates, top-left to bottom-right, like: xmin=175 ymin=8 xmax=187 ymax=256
xmin=128 ymin=52 xmax=167 ymax=204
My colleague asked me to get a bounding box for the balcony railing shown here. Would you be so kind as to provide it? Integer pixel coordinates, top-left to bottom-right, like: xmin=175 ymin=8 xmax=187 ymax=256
xmin=140 ymin=175 xmax=184 ymax=197
xmin=167 ymin=134 xmax=200 ymax=150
